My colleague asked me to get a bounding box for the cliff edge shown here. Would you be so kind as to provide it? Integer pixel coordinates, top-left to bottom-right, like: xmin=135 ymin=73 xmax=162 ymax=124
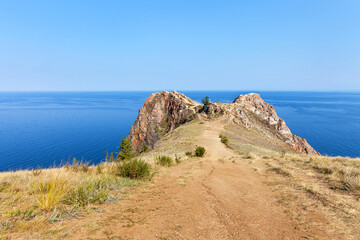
xmin=129 ymin=91 xmax=319 ymax=155
xmin=129 ymin=91 xmax=201 ymax=153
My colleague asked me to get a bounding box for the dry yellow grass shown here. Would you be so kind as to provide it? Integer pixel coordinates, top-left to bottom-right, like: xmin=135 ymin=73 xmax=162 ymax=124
xmin=32 ymin=173 xmax=70 ymax=211
xmin=0 ymin=162 xmax=141 ymax=238
xmin=223 ymin=125 xmax=360 ymax=238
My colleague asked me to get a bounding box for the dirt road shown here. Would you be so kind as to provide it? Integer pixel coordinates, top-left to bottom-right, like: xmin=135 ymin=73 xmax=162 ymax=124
xmin=66 ymin=121 xmax=316 ymax=240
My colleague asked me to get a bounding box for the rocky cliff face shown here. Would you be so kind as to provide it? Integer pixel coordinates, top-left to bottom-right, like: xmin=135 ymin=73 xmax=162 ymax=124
xmin=129 ymin=91 xmax=319 ymax=155
xmin=231 ymin=93 xmax=318 ymax=155
xmin=129 ymin=91 xmax=201 ymax=153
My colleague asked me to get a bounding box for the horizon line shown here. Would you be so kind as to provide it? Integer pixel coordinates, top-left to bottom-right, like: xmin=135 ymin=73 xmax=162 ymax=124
xmin=1 ymin=89 xmax=360 ymax=93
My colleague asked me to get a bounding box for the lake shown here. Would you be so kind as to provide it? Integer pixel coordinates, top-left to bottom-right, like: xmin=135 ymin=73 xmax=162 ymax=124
xmin=0 ymin=91 xmax=359 ymax=171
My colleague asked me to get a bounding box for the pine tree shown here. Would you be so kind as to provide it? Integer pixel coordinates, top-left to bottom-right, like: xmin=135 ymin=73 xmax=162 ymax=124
xmin=202 ymin=96 xmax=211 ymax=113
xmin=201 ymin=96 xmax=210 ymax=108
xmin=117 ymin=136 xmax=135 ymax=161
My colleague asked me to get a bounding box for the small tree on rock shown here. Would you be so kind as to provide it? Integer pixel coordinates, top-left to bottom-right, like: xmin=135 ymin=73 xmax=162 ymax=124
xmin=117 ymin=136 xmax=135 ymax=161
xmin=202 ymin=96 xmax=210 ymax=108
xmin=202 ymin=96 xmax=211 ymax=113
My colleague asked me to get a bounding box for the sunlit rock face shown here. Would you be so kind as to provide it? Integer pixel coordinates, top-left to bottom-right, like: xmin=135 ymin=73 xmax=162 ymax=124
xmin=231 ymin=93 xmax=319 ymax=155
xmin=129 ymin=91 xmax=319 ymax=155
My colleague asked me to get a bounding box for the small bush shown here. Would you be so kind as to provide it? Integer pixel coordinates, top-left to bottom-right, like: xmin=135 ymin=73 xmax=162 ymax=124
xmin=116 ymin=159 xmax=151 ymax=180
xmin=185 ymin=151 xmax=192 ymax=156
xmin=65 ymin=180 xmax=108 ymax=207
xmin=155 ymin=155 xmax=174 ymax=167
xmin=195 ymin=147 xmax=206 ymax=157
xmin=219 ymin=134 xmax=229 ymax=145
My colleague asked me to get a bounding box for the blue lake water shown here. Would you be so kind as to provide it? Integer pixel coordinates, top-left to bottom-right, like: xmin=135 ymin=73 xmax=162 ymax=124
xmin=0 ymin=91 xmax=359 ymax=171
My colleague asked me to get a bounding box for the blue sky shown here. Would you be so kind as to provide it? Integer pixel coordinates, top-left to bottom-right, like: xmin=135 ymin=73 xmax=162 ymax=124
xmin=0 ymin=0 xmax=359 ymax=91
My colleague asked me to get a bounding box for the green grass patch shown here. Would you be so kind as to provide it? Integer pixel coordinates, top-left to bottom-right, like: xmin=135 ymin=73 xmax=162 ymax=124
xmin=155 ymin=155 xmax=174 ymax=167
xmin=65 ymin=180 xmax=108 ymax=207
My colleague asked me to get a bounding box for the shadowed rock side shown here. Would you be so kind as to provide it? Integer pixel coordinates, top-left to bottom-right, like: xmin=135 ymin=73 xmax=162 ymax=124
xmin=129 ymin=91 xmax=201 ymax=153
xmin=129 ymin=91 xmax=319 ymax=155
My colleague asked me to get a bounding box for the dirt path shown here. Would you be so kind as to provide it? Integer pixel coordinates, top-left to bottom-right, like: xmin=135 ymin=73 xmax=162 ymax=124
xmin=67 ymin=122 xmax=310 ymax=240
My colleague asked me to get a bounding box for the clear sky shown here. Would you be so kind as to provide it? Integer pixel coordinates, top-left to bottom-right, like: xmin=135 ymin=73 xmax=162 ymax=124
xmin=0 ymin=0 xmax=359 ymax=91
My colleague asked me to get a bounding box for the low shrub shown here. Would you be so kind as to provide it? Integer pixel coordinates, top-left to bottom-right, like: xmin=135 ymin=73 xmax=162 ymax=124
xmin=185 ymin=151 xmax=192 ymax=156
xmin=65 ymin=180 xmax=108 ymax=207
xmin=195 ymin=147 xmax=206 ymax=157
xmin=219 ymin=134 xmax=229 ymax=145
xmin=155 ymin=155 xmax=173 ymax=167
xmin=116 ymin=159 xmax=151 ymax=180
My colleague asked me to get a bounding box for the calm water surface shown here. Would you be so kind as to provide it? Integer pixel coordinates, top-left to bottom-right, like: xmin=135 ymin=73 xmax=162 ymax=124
xmin=0 ymin=91 xmax=359 ymax=171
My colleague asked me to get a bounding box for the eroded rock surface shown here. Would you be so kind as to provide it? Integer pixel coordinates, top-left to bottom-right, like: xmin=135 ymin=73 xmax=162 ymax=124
xmin=129 ymin=91 xmax=201 ymax=153
xmin=129 ymin=91 xmax=319 ymax=155
xmin=232 ymin=93 xmax=318 ymax=155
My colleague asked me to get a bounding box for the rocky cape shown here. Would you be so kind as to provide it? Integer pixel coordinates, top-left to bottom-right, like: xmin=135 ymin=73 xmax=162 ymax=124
xmin=129 ymin=91 xmax=319 ymax=155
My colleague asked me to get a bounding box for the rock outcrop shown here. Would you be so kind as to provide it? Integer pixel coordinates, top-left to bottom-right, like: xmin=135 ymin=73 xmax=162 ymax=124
xmin=129 ymin=91 xmax=319 ymax=155
xmin=129 ymin=91 xmax=201 ymax=153
xmin=231 ymin=93 xmax=318 ymax=155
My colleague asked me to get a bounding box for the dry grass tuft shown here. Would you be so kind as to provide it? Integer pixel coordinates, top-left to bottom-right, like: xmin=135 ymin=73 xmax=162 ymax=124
xmin=32 ymin=173 xmax=71 ymax=211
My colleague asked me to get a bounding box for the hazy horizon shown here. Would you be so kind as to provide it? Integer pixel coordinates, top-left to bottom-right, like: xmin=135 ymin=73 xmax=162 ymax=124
xmin=1 ymin=90 xmax=360 ymax=93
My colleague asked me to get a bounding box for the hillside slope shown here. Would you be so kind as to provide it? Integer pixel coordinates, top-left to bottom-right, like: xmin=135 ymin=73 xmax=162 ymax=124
xmin=129 ymin=91 xmax=319 ymax=155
